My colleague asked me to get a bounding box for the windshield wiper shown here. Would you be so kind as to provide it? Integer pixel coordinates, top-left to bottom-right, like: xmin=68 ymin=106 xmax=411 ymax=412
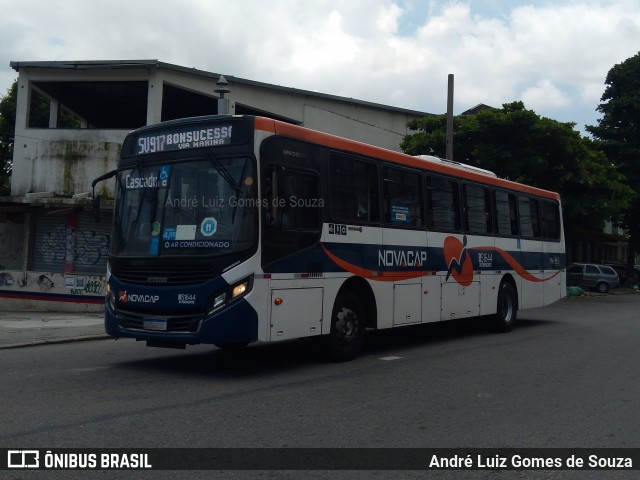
xmin=206 ymin=151 xmax=242 ymax=196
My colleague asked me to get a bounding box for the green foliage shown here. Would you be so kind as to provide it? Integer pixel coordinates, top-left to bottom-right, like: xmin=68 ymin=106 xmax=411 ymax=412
xmin=401 ymin=101 xmax=634 ymax=233
xmin=587 ymin=51 xmax=640 ymax=257
xmin=0 ymin=79 xmax=17 ymax=193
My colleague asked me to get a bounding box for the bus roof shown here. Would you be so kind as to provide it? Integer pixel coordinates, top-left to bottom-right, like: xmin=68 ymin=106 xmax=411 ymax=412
xmin=255 ymin=116 xmax=560 ymax=201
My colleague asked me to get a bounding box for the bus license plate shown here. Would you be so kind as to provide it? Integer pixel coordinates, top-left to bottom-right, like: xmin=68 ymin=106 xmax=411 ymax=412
xmin=143 ymin=319 xmax=167 ymax=331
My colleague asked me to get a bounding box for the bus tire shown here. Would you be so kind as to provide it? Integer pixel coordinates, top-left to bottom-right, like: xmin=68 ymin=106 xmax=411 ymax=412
xmin=492 ymin=281 xmax=518 ymax=333
xmin=326 ymin=291 xmax=366 ymax=362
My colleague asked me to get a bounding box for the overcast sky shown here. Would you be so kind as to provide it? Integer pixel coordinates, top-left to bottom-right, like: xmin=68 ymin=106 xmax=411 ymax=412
xmin=1 ymin=0 xmax=639 ymax=134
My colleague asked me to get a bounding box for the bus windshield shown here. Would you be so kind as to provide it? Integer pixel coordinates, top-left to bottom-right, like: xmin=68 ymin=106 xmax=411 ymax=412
xmin=112 ymin=156 xmax=256 ymax=257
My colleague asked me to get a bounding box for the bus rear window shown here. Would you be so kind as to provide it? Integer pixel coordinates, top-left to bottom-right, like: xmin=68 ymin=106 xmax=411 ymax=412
xmin=541 ymin=200 xmax=561 ymax=241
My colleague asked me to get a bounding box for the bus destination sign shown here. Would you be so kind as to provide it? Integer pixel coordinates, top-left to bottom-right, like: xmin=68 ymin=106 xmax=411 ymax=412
xmin=135 ymin=125 xmax=235 ymax=155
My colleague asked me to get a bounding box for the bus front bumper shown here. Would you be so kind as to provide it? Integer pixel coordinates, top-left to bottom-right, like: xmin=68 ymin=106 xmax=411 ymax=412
xmin=104 ymin=297 xmax=259 ymax=346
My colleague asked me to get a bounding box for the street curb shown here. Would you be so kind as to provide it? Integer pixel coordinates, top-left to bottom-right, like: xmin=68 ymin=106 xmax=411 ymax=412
xmin=0 ymin=334 xmax=111 ymax=350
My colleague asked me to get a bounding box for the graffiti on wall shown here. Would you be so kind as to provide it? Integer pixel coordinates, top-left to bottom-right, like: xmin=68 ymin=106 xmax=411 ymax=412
xmin=0 ymin=272 xmax=15 ymax=286
xmin=0 ymin=271 xmax=105 ymax=296
xmin=64 ymin=274 xmax=105 ymax=295
xmin=39 ymin=225 xmax=110 ymax=266
xmin=38 ymin=274 xmax=55 ymax=292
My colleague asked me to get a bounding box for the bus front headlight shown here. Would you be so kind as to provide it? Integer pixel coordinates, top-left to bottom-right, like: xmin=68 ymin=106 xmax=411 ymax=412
xmin=231 ymin=281 xmax=249 ymax=299
xmin=207 ymin=276 xmax=253 ymax=317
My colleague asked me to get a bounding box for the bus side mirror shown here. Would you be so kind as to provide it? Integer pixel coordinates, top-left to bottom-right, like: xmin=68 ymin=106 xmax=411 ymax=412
xmin=91 ymin=169 xmax=117 ymax=222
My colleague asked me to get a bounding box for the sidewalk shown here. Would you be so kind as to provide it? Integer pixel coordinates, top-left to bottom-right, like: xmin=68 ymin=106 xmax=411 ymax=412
xmin=0 ymin=310 xmax=108 ymax=349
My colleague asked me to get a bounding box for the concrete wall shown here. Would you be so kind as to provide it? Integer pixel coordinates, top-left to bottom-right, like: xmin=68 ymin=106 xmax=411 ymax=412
xmin=11 ymin=65 xmax=423 ymax=198
xmin=11 ymin=134 xmax=123 ymax=197
xmin=0 ymin=270 xmax=105 ymax=312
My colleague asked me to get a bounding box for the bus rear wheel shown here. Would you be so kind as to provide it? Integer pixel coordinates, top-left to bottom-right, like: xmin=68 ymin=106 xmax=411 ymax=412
xmin=326 ymin=291 xmax=365 ymax=362
xmin=492 ymin=281 xmax=518 ymax=332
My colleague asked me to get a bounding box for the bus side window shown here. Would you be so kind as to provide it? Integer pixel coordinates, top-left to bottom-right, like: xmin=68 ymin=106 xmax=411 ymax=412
xmin=262 ymin=165 xmax=321 ymax=266
xmin=518 ymin=196 xmax=541 ymax=239
xmin=264 ymin=166 xmax=320 ymax=230
xmin=383 ymin=167 xmax=423 ymax=227
xmin=495 ymin=190 xmax=519 ymax=237
xmin=509 ymin=193 xmax=519 ymax=235
xmin=329 ymin=155 xmax=380 ymax=224
xmin=426 ymin=176 xmax=461 ymax=231
xmin=463 ymin=183 xmax=492 ymax=234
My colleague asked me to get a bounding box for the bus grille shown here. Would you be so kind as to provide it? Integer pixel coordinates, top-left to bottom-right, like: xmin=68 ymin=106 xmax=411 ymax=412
xmin=110 ymin=259 xmax=217 ymax=285
xmin=116 ymin=309 xmax=202 ymax=333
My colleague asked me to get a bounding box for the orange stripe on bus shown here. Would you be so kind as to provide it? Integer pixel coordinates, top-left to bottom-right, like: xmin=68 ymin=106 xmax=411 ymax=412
xmin=321 ymin=243 xmax=562 ymax=284
xmin=254 ymin=116 xmax=560 ymax=200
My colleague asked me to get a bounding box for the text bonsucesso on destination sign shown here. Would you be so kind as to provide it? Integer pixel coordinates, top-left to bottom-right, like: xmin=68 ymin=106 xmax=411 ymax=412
xmin=136 ymin=125 xmax=234 ymax=154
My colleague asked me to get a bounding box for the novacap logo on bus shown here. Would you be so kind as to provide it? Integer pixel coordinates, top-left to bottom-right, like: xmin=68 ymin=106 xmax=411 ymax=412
xmin=109 ymin=274 xmax=232 ymax=311
xmin=377 ymin=249 xmax=428 ymax=267
xmin=444 ymin=236 xmax=474 ymax=286
xmin=118 ymin=291 xmax=160 ymax=304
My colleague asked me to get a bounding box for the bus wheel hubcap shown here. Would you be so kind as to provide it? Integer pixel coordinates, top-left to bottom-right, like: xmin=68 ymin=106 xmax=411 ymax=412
xmin=336 ymin=307 xmax=357 ymax=341
xmin=501 ymin=295 xmax=513 ymax=322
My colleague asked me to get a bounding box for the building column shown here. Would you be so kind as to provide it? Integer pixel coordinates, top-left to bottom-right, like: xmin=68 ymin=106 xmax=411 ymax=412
xmin=146 ymin=70 xmax=164 ymax=125
xmin=49 ymin=99 xmax=59 ymax=128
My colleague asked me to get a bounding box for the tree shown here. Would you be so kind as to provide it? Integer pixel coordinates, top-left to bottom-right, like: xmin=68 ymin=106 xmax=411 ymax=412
xmin=0 ymin=79 xmax=17 ymax=194
xmin=587 ymin=51 xmax=640 ymax=266
xmin=401 ymin=101 xmax=634 ymax=236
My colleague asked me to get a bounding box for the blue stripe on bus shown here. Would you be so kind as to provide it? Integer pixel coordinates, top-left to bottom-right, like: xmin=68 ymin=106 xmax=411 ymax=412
xmin=264 ymin=241 xmax=565 ymax=281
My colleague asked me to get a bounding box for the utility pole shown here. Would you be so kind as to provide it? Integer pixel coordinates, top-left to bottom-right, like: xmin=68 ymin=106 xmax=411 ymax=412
xmin=446 ymin=74 xmax=454 ymax=160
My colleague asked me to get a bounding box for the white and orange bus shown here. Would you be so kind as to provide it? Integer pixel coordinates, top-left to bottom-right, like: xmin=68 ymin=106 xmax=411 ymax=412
xmin=93 ymin=115 xmax=566 ymax=360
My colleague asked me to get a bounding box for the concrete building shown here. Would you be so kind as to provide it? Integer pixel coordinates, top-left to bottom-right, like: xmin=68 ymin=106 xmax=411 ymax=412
xmin=0 ymin=60 xmax=430 ymax=311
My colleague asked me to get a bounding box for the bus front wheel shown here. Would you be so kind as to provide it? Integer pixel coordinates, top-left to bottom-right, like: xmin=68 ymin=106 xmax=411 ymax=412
xmin=492 ymin=281 xmax=518 ymax=333
xmin=326 ymin=291 xmax=366 ymax=362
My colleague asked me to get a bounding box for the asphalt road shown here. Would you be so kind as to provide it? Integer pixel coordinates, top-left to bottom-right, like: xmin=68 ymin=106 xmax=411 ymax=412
xmin=1 ymin=294 xmax=639 ymax=480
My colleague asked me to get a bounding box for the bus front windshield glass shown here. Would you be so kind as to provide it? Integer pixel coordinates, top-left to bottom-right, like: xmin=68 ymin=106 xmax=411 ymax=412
xmin=113 ymin=157 xmax=256 ymax=257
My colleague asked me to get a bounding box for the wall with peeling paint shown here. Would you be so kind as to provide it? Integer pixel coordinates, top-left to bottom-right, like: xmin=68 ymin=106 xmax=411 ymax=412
xmin=11 ymin=132 xmax=124 ymax=198
xmin=0 ymin=270 xmax=105 ymax=312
